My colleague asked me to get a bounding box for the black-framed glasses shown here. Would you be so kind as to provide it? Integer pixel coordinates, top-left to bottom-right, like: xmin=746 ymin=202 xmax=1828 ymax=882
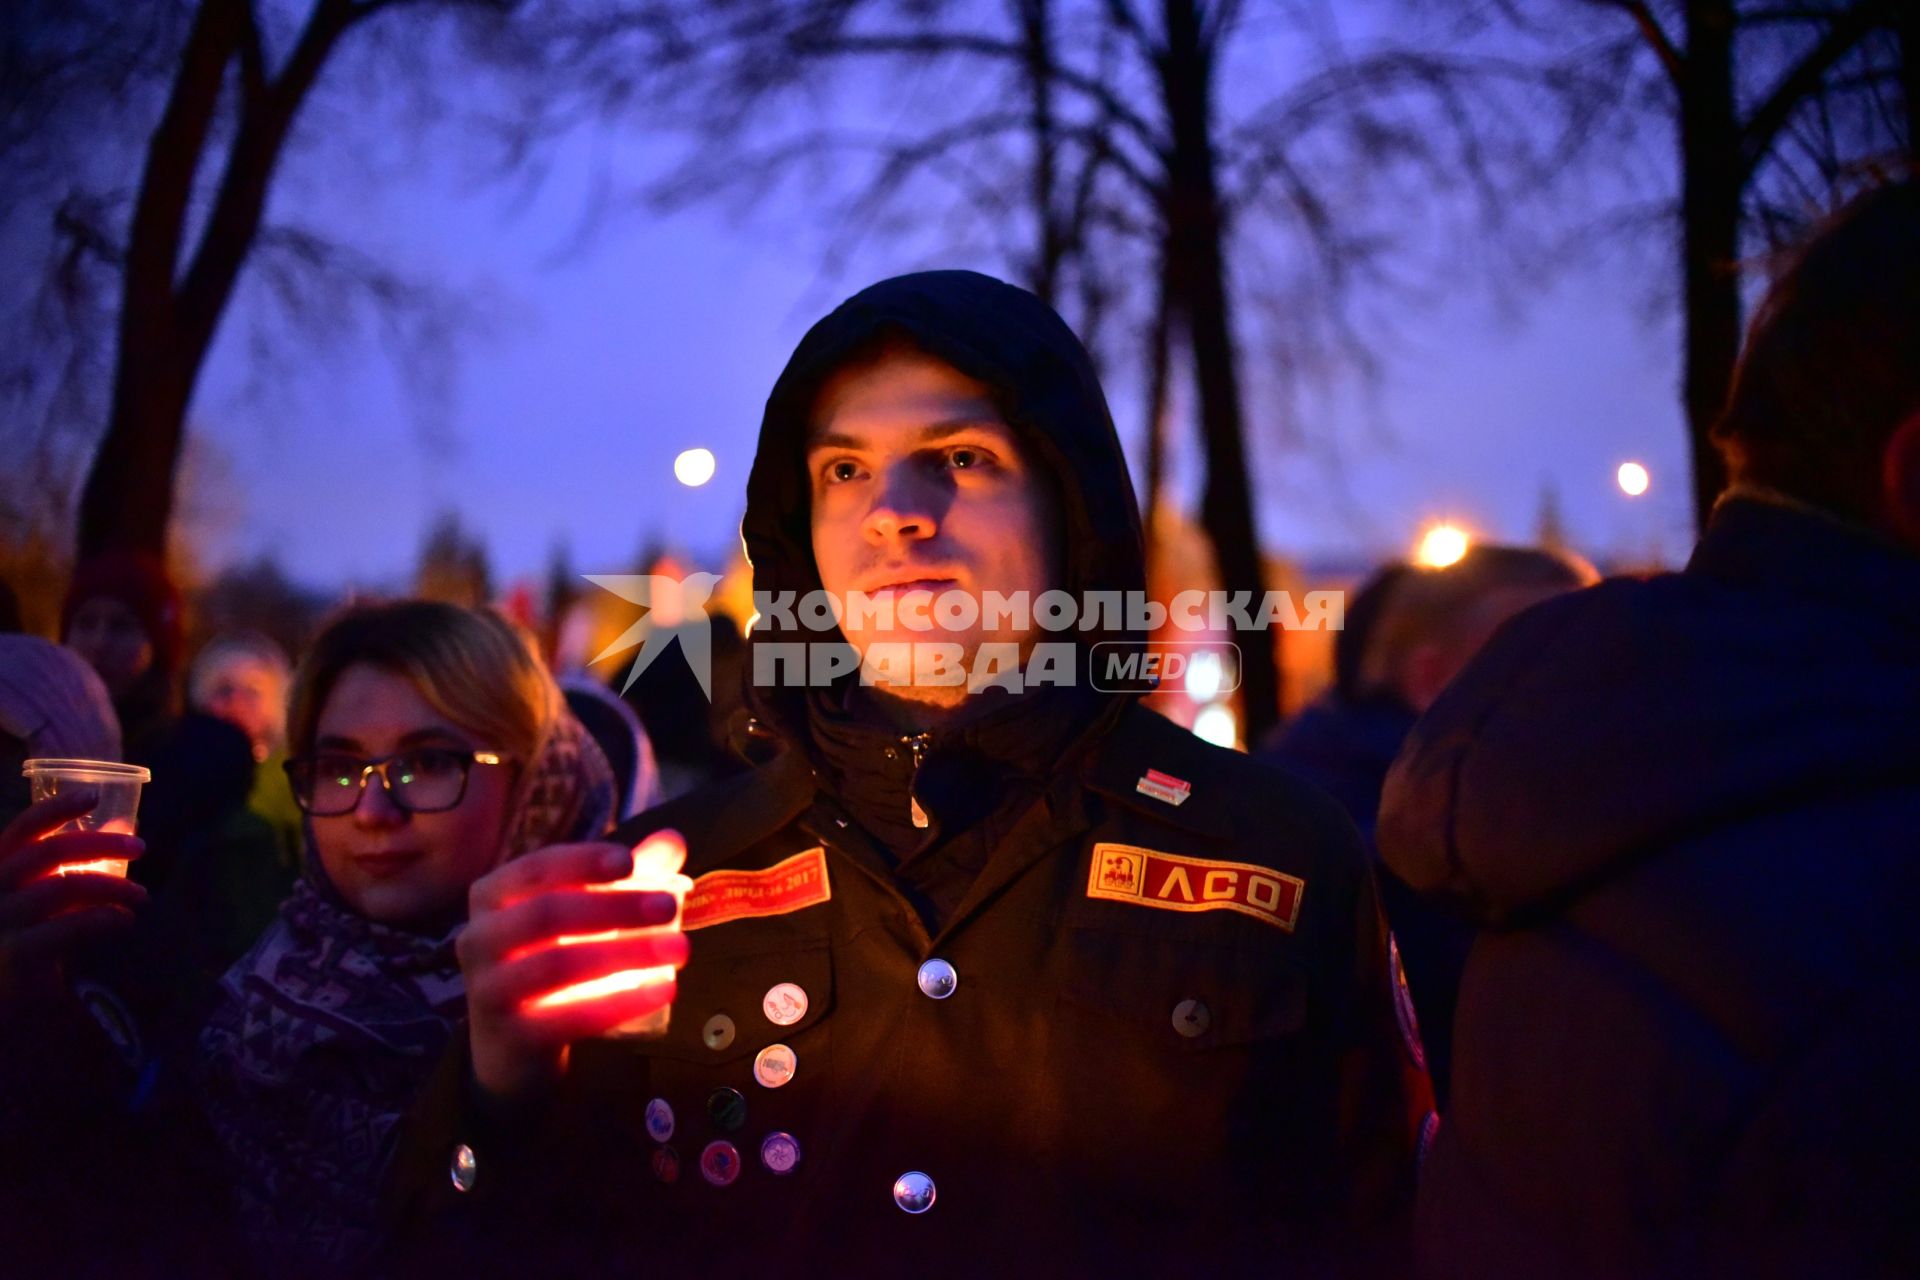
xmin=284 ymin=748 xmax=507 ymax=817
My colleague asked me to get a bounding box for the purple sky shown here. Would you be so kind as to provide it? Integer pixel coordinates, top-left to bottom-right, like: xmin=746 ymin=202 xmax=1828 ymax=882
xmin=186 ymin=19 xmax=1699 ymax=593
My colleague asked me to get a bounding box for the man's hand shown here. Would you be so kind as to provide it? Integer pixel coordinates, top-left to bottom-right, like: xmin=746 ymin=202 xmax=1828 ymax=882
xmin=459 ymin=832 xmax=690 ymax=1101
xmin=0 ymin=790 xmax=146 ymax=1002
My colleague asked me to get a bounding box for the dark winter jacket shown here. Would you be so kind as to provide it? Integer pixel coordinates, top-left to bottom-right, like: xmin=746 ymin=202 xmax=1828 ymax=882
xmin=1378 ymin=494 xmax=1920 ymax=1279
xmin=387 ymin=270 xmax=1429 ymax=1276
xmin=1264 ymin=693 xmax=1472 ymax=1107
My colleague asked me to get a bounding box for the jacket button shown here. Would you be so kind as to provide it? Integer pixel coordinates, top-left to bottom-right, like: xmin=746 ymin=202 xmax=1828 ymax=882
xmin=1172 ymin=999 xmax=1211 ymax=1038
xmin=449 ymin=1143 xmax=477 ymax=1193
xmin=916 ymin=958 xmax=958 ymax=1000
xmin=703 ymin=1013 xmax=737 ymax=1051
xmin=893 ymin=1170 xmax=936 ymax=1214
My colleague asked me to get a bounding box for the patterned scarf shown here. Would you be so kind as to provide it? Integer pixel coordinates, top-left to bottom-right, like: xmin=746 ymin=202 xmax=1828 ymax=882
xmin=198 ymin=714 xmax=615 ymax=1269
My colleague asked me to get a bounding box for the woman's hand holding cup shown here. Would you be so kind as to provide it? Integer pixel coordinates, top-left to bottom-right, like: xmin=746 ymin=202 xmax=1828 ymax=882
xmin=0 ymin=790 xmax=146 ymax=1003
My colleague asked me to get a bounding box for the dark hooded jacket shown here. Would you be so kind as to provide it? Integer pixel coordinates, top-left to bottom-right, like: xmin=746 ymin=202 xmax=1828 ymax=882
xmin=387 ymin=271 xmax=1427 ymax=1276
xmin=1377 ymin=494 xmax=1920 ymax=1279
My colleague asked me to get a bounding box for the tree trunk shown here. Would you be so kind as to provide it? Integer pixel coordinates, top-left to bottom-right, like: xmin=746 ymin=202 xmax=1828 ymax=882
xmin=1142 ymin=249 xmax=1173 ymax=540
xmin=78 ymin=0 xmax=245 ymax=559
xmin=78 ymin=0 xmax=355 ymax=561
xmin=1159 ymin=0 xmax=1281 ymax=744
xmin=1017 ymin=0 xmax=1064 ymax=304
xmin=1678 ymin=0 xmax=1741 ymax=532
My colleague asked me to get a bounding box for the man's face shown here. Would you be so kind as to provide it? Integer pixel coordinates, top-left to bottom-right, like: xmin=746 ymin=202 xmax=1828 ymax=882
xmin=192 ymin=653 xmax=288 ymax=759
xmin=66 ymin=596 xmax=153 ymax=699
xmin=807 ymin=348 xmax=1062 ymax=704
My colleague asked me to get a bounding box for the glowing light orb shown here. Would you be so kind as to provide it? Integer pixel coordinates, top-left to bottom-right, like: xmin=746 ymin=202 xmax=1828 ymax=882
xmin=1193 ymin=704 xmax=1239 ymax=749
xmin=1414 ymin=523 xmax=1472 ymax=569
xmin=674 ymin=448 xmax=717 ymax=487
xmin=1185 ymin=651 xmax=1225 ymax=703
xmin=1617 ymin=461 xmax=1650 ymax=497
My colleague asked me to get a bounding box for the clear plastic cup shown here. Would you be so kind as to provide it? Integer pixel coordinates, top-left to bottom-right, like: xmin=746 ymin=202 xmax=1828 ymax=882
xmin=21 ymin=758 xmax=151 ymax=877
xmin=530 ymin=832 xmax=692 ymax=1039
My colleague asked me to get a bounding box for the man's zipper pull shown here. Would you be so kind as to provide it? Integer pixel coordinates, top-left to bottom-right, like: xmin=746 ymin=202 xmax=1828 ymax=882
xmin=904 ymin=732 xmax=933 ymax=829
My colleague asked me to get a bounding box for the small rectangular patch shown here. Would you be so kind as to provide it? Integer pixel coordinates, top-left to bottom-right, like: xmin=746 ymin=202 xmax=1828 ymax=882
xmin=683 ymin=847 xmax=831 ymax=932
xmin=1135 ymin=768 xmax=1192 ymax=806
xmin=1086 ymin=842 xmax=1304 ymax=931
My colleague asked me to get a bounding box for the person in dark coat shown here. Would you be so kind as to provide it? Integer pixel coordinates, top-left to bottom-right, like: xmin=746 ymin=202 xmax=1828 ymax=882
xmin=0 ymin=637 xmax=240 ymax=1276
xmin=1378 ymin=180 xmax=1920 ymax=1279
xmin=62 ymin=549 xmax=184 ymax=766
xmin=137 ymin=711 xmax=293 ymax=982
xmin=1263 ymin=548 xmax=1594 ymax=1106
xmin=388 ymin=270 xmax=1429 ymax=1275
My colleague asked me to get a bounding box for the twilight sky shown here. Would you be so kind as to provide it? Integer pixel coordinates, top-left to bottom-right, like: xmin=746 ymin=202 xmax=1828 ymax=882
xmin=182 ymin=9 xmax=1700 ymax=593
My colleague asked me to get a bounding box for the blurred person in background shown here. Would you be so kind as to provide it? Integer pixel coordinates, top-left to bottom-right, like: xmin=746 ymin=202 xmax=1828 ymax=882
xmin=189 ymin=631 xmax=304 ymax=867
xmin=59 ymin=552 xmax=267 ymax=920
xmin=1264 ymin=546 xmax=1596 ymax=1106
xmin=137 ymin=709 xmax=292 ymax=982
xmin=62 ymin=548 xmax=183 ymax=764
xmin=0 ymin=637 xmax=236 ymax=1273
xmin=197 ymin=600 xmax=617 ymax=1273
xmin=562 ymin=675 xmax=662 ymax=821
xmin=1256 ymin=562 xmax=1413 ymax=838
xmin=620 ymin=610 xmax=750 ymax=800
xmin=1380 ymin=181 xmax=1920 ymax=1277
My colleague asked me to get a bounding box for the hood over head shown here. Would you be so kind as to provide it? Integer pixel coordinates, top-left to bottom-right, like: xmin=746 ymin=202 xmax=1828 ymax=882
xmin=1378 ymin=496 xmax=1920 ymax=923
xmin=740 ymin=269 xmax=1146 ymax=743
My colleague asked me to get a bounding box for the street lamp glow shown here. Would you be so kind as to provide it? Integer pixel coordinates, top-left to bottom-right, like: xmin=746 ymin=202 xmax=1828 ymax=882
xmin=1617 ymin=461 xmax=1650 ymax=497
xmin=1414 ymin=522 xmax=1472 ymax=569
xmin=1192 ymin=703 xmax=1238 ymax=749
xmin=674 ymin=448 xmax=717 ymax=487
xmin=1185 ymin=651 xmax=1225 ymax=703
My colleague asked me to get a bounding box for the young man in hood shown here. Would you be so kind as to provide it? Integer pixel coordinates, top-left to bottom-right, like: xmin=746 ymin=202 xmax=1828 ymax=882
xmin=1378 ymin=181 xmax=1920 ymax=1278
xmin=391 ymin=270 xmax=1428 ymax=1273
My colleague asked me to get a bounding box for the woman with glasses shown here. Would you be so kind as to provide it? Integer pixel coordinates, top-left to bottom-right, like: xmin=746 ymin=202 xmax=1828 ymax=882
xmin=198 ymin=600 xmax=617 ymax=1271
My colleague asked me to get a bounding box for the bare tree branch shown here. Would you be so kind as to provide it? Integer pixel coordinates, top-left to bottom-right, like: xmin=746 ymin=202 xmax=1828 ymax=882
xmin=1583 ymin=0 xmax=1685 ymax=85
xmin=1739 ymin=0 xmax=1891 ymax=180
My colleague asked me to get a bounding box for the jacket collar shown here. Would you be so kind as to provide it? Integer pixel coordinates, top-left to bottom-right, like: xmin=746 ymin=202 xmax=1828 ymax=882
xmin=1691 ymin=492 xmax=1920 ymax=634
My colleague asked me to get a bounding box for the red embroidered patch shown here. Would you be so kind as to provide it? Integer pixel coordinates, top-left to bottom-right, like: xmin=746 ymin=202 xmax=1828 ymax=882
xmin=1085 ymin=842 xmax=1304 ymax=931
xmin=683 ymin=847 xmax=832 ymax=932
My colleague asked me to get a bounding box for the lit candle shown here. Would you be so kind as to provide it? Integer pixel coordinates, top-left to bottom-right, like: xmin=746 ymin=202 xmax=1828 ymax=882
xmin=529 ymin=833 xmax=692 ymax=1038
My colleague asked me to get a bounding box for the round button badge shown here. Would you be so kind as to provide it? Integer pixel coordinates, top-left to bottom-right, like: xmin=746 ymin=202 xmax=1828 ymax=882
xmin=644 ymin=1097 xmax=675 ymax=1143
xmin=763 ymin=982 xmax=809 ymax=1026
xmin=707 ymin=1087 xmax=748 ymax=1133
xmin=449 ymin=1143 xmax=477 ymax=1194
xmin=760 ymin=1131 xmax=802 ymax=1175
xmin=753 ymin=1043 xmax=797 ymax=1089
xmin=700 ymin=1140 xmax=742 ymax=1187
xmin=893 ymin=1170 xmax=937 ymax=1214
xmin=651 ymin=1144 xmax=680 ymax=1184
xmin=916 ymin=958 xmax=958 ymax=1000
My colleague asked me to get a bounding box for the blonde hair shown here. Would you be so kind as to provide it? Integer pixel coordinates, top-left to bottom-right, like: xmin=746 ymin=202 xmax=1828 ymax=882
xmin=288 ymin=600 xmax=560 ymax=765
